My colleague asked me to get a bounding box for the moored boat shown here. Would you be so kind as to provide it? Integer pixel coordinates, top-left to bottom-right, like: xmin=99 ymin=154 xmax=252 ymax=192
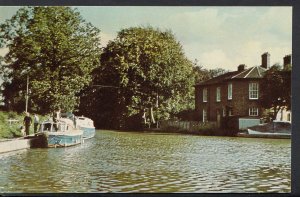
xmin=247 ymin=129 xmax=291 ymax=136
xmin=247 ymin=121 xmax=291 ymax=137
xmin=75 ymin=116 xmax=96 ymax=139
xmin=37 ymin=118 xmax=83 ymax=148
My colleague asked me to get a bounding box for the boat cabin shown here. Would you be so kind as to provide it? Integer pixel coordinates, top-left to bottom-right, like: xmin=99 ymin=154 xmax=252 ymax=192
xmin=76 ymin=116 xmax=94 ymax=128
xmin=39 ymin=118 xmax=75 ymax=133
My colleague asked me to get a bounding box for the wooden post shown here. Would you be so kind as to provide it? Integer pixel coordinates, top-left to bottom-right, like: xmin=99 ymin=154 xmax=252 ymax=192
xmin=156 ymin=92 xmax=159 ymax=129
xmin=25 ymin=75 xmax=29 ymax=113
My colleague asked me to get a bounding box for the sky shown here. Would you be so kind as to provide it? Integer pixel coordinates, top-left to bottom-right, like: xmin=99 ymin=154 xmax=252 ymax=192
xmin=0 ymin=6 xmax=292 ymax=71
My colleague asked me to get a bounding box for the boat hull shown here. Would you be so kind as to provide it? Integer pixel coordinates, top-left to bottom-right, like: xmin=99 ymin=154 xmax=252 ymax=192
xmin=247 ymin=129 xmax=291 ymax=136
xmin=79 ymin=126 xmax=96 ymax=139
xmin=38 ymin=131 xmax=84 ymax=148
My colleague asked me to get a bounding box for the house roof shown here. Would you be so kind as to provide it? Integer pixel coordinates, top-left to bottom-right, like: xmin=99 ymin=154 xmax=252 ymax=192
xmin=195 ymin=66 xmax=267 ymax=86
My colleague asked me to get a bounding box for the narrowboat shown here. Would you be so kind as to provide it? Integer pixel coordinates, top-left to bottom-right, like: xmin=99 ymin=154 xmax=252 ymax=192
xmin=38 ymin=118 xmax=83 ymax=148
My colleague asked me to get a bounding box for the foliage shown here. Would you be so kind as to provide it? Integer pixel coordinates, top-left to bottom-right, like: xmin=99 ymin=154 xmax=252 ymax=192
xmin=0 ymin=110 xmax=29 ymax=138
xmin=208 ymin=67 xmax=228 ymax=78
xmin=193 ymin=59 xmax=228 ymax=84
xmin=260 ymin=64 xmax=291 ymax=120
xmin=0 ymin=6 xmax=101 ymax=113
xmin=0 ymin=110 xmax=48 ymax=138
xmin=79 ymin=26 xmax=195 ymax=129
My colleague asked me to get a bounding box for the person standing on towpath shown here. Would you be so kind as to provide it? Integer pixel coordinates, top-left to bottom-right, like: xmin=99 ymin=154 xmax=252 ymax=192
xmin=33 ymin=113 xmax=39 ymax=133
xmin=23 ymin=112 xmax=32 ymax=136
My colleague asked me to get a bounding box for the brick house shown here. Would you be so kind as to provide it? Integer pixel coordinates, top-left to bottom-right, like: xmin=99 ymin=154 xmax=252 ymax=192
xmin=194 ymin=52 xmax=291 ymax=130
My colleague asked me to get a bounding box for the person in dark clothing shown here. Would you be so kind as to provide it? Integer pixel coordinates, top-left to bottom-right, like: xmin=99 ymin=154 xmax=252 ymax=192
xmin=23 ymin=112 xmax=32 ymax=136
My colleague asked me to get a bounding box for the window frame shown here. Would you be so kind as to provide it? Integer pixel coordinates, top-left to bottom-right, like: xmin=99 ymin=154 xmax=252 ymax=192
xmin=228 ymin=109 xmax=233 ymax=116
xmin=249 ymin=82 xmax=259 ymax=100
xmin=216 ymin=87 xmax=221 ymax=102
xmin=203 ymin=88 xmax=207 ymax=102
xmin=228 ymin=83 xmax=232 ymax=100
xmin=249 ymin=107 xmax=259 ymax=116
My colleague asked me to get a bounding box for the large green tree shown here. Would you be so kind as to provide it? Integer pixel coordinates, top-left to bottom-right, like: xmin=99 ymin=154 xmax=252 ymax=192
xmin=260 ymin=64 xmax=291 ymax=120
xmin=0 ymin=6 xmax=101 ymax=113
xmin=79 ymin=27 xmax=195 ymax=129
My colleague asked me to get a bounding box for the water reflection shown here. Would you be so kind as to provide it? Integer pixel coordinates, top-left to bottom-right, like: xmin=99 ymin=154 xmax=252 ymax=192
xmin=0 ymin=130 xmax=291 ymax=193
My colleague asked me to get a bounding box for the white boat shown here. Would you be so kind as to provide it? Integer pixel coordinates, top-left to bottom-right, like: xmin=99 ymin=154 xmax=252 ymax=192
xmin=247 ymin=129 xmax=291 ymax=136
xmin=37 ymin=118 xmax=83 ymax=148
xmin=75 ymin=116 xmax=96 ymax=139
xmin=60 ymin=113 xmax=96 ymax=140
xmin=247 ymin=121 xmax=291 ymax=137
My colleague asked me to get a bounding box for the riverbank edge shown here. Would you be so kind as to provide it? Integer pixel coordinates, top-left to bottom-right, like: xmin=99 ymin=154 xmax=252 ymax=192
xmin=106 ymin=128 xmax=291 ymax=139
xmin=0 ymin=137 xmax=32 ymax=154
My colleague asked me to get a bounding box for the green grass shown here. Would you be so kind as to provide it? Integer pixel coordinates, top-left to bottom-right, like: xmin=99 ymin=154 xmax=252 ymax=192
xmin=0 ymin=110 xmax=47 ymax=139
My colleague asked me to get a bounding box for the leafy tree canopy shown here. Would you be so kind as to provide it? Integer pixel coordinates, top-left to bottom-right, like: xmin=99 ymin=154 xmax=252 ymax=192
xmin=0 ymin=6 xmax=101 ymax=113
xmin=260 ymin=64 xmax=291 ymax=120
xmin=80 ymin=26 xmax=195 ymax=129
xmin=192 ymin=60 xmax=228 ymax=84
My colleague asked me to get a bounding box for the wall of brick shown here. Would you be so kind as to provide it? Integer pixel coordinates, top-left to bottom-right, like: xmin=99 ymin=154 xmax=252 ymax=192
xmin=195 ymin=79 xmax=263 ymax=123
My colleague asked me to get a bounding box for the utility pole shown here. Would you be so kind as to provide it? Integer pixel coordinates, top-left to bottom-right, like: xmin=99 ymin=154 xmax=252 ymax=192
xmin=25 ymin=75 xmax=29 ymax=113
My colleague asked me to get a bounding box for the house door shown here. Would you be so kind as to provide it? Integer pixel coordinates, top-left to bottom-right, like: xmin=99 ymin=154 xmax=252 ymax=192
xmin=217 ymin=109 xmax=221 ymax=128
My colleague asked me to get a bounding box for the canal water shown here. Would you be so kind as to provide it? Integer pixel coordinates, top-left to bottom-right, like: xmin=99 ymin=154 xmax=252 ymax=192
xmin=0 ymin=130 xmax=290 ymax=193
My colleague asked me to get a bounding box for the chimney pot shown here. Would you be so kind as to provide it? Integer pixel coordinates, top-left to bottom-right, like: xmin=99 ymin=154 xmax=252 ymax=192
xmin=261 ymin=52 xmax=270 ymax=69
xmin=283 ymin=54 xmax=292 ymax=69
xmin=238 ymin=64 xmax=245 ymax=71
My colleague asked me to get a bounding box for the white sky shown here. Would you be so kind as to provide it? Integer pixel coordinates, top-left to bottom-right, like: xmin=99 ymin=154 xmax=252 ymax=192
xmin=0 ymin=6 xmax=292 ymax=71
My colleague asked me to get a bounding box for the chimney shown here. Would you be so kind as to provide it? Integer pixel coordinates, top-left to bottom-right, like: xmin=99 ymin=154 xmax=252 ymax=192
xmin=261 ymin=52 xmax=270 ymax=69
xmin=283 ymin=54 xmax=292 ymax=70
xmin=238 ymin=64 xmax=245 ymax=71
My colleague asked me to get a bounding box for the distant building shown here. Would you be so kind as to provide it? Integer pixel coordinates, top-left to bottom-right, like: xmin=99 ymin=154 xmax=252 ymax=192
xmin=194 ymin=53 xmax=292 ymax=130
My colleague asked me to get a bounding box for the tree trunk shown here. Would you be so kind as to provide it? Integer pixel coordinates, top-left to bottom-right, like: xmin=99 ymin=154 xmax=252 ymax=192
xmin=150 ymin=107 xmax=155 ymax=124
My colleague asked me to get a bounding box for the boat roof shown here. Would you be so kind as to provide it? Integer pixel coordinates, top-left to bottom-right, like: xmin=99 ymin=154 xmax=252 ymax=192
xmin=41 ymin=118 xmax=74 ymax=125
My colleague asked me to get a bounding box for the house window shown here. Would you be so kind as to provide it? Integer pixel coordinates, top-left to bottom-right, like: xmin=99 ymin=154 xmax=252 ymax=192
xmin=228 ymin=109 xmax=233 ymax=116
xmin=249 ymin=107 xmax=259 ymax=116
xmin=203 ymin=88 xmax=207 ymax=102
xmin=287 ymin=113 xmax=291 ymax=121
xmin=228 ymin=83 xmax=232 ymax=100
xmin=203 ymin=109 xmax=207 ymax=122
xmin=216 ymin=87 xmax=221 ymax=102
xmin=222 ymin=108 xmax=226 ymax=117
xmin=249 ymin=82 xmax=259 ymax=99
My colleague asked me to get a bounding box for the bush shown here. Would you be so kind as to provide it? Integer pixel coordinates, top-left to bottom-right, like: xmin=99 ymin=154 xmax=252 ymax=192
xmin=0 ymin=110 xmax=47 ymax=139
xmin=0 ymin=111 xmax=23 ymax=138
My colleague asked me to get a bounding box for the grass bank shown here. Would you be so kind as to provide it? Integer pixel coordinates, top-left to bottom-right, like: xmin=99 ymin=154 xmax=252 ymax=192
xmin=0 ymin=110 xmax=46 ymax=139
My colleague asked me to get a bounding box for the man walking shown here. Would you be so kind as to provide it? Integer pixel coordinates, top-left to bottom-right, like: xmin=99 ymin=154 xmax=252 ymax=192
xmin=23 ymin=112 xmax=32 ymax=136
xmin=33 ymin=113 xmax=39 ymax=133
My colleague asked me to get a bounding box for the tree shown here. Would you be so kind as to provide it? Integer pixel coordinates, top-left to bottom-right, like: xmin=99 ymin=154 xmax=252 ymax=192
xmin=260 ymin=64 xmax=291 ymax=120
xmin=79 ymin=26 xmax=195 ymax=129
xmin=0 ymin=7 xmax=101 ymax=113
xmin=193 ymin=59 xmax=228 ymax=85
xmin=208 ymin=68 xmax=228 ymax=78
